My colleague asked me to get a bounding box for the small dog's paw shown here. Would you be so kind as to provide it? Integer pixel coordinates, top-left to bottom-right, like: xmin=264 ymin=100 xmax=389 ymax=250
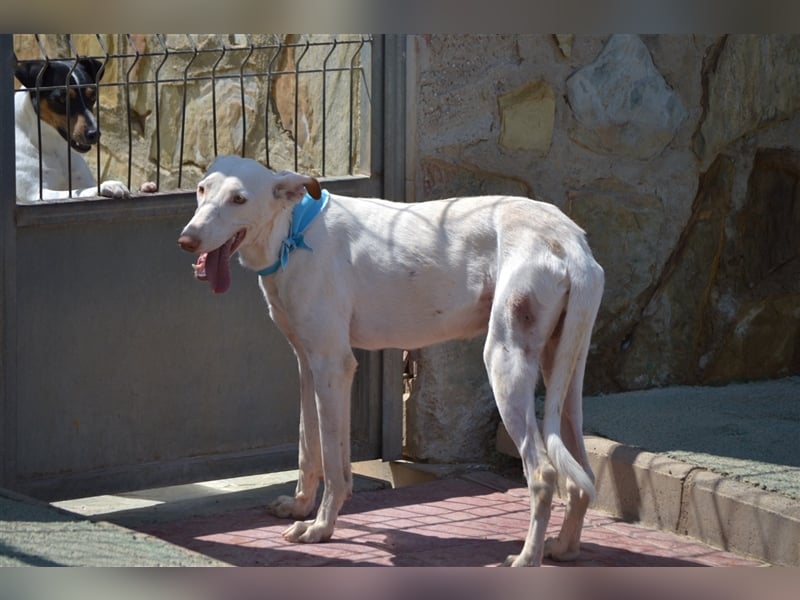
xmin=139 ymin=181 xmax=158 ymax=193
xmin=99 ymin=180 xmax=130 ymax=199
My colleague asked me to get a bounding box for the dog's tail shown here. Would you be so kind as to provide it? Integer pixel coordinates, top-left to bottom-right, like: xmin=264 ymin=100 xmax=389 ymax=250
xmin=542 ymin=253 xmax=604 ymax=502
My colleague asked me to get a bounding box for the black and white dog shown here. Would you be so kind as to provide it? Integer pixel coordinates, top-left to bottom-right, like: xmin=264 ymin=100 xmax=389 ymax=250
xmin=14 ymin=57 xmax=154 ymax=202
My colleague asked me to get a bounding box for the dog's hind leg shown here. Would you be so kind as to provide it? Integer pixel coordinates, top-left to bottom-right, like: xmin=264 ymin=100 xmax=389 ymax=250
xmin=542 ymin=274 xmax=603 ymax=561
xmin=484 ymin=280 xmax=565 ymax=566
xmin=541 ymin=342 xmax=593 ymax=561
xmin=268 ymin=348 xmax=322 ymax=520
xmin=541 ymin=262 xmax=603 ymax=561
xmin=282 ymin=346 xmax=357 ymax=543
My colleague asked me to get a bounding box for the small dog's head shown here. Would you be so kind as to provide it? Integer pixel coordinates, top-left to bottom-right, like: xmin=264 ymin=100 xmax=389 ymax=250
xmin=178 ymin=156 xmax=322 ymax=294
xmin=15 ymin=58 xmax=104 ymax=153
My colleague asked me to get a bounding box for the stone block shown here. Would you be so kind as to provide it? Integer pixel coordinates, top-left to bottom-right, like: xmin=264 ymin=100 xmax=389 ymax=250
xmin=497 ymin=80 xmax=555 ymax=156
xmin=694 ymin=34 xmax=800 ymax=165
xmin=566 ymin=34 xmax=687 ymax=159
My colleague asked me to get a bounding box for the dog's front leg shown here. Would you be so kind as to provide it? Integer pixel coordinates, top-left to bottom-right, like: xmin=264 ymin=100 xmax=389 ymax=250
xmin=282 ymin=349 xmax=356 ymax=543
xmin=268 ymin=351 xmax=321 ymax=520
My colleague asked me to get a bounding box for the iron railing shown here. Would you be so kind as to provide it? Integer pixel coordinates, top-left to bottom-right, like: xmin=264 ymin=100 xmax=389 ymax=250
xmin=13 ymin=33 xmax=372 ymax=200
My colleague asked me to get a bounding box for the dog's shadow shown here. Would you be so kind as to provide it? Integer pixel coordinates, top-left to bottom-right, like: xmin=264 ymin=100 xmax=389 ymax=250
xmin=138 ymin=511 xmax=704 ymax=567
xmin=129 ymin=491 xmax=705 ymax=567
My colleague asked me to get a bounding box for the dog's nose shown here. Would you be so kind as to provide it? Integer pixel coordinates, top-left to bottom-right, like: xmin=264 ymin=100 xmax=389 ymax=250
xmin=177 ymin=234 xmax=200 ymax=253
xmin=84 ymin=127 xmax=100 ymax=145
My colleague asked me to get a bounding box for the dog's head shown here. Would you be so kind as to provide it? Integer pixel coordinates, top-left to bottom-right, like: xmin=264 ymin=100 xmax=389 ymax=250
xmin=15 ymin=58 xmax=104 ymax=153
xmin=178 ymin=155 xmax=322 ymax=294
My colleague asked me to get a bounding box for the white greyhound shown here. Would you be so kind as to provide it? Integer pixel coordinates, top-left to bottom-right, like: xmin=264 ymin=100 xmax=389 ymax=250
xmin=178 ymin=155 xmax=604 ymax=566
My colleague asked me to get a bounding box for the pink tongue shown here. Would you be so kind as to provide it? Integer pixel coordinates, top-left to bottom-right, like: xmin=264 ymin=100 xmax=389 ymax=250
xmin=204 ymin=238 xmax=233 ymax=294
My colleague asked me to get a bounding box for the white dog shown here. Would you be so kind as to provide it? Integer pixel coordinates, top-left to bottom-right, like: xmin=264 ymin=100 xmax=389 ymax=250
xmin=14 ymin=58 xmax=154 ymax=203
xmin=178 ymin=155 xmax=604 ymax=567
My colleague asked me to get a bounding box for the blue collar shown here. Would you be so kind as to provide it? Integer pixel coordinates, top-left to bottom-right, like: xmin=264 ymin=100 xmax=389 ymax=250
xmin=257 ymin=189 xmax=329 ymax=276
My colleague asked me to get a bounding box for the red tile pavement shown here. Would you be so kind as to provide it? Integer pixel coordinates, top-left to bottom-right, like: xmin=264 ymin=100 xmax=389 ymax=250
xmin=134 ymin=474 xmax=766 ymax=567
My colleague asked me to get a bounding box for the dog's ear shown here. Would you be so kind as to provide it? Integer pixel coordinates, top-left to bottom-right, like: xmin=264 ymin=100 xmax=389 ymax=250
xmin=78 ymin=58 xmax=104 ymax=82
xmin=14 ymin=60 xmax=46 ymax=88
xmin=273 ymin=172 xmax=322 ymax=203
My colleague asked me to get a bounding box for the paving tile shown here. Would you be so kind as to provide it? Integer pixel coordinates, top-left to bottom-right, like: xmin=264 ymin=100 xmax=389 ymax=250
xmin=133 ymin=476 xmax=766 ymax=567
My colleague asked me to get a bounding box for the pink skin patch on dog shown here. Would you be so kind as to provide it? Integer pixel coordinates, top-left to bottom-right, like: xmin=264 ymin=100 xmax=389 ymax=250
xmin=193 ymin=229 xmax=246 ymax=294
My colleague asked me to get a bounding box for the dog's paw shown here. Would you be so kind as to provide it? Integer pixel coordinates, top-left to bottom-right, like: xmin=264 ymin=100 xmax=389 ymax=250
xmin=501 ymin=554 xmax=527 ymax=567
xmin=282 ymin=520 xmax=332 ymax=544
xmin=139 ymin=181 xmax=158 ymax=193
xmin=501 ymin=553 xmax=541 ymax=567
xmin=99 ymin=180 xmax=131 ymax=199
xmin=501 ymin=554 xmax=518 ymax=567
xmin=543 ymin=536 xmax=580 ymax=562
xmin=267 ymin=494 xmax=313 ymax=519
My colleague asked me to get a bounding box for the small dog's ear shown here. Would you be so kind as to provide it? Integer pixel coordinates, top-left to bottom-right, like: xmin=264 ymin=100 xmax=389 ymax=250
xmin=273 ymin=172 xmax=322 ymax=203
xmin=79 ymin=58 xmax=104 ymax=82
xmin=14 ymin=60 xmax=46 ymax=88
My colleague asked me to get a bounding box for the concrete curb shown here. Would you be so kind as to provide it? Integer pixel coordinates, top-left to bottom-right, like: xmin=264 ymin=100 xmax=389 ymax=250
xmin=497 ymin=428 xmax=799 ymax=566
xmin=586 ymin=435 xmax=799 ymax=566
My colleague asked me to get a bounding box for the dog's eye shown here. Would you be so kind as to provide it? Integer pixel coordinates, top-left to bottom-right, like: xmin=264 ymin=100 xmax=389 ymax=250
xmin=197 ymin=185 xmax=205 ymax=196
xmin=232 ymin=194 xmax=247 ymax=205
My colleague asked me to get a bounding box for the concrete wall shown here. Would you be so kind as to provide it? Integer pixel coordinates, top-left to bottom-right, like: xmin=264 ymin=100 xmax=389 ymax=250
xmin=404 ymin=34 xmax=800 ymax=463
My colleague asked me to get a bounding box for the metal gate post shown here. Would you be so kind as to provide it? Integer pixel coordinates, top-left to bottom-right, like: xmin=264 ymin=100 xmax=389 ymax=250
xmin=378 ymin=34 xmax=406 ymax=461
xmin=0 ymin=33 xmax=18 ymax=487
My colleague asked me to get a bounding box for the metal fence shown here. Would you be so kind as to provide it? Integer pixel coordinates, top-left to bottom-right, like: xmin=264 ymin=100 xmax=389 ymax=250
xmin=14 ymin=33 xmax=372 ymax=199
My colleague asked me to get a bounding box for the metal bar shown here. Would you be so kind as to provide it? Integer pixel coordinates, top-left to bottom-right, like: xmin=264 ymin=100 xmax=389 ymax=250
xmin=15 ymin=191 xmax=197 ymax=228
xmin=348 ymin=37 xmax=366 ymax=175
xmin=177 ymin=34 xmax=198 ymax=189
xmin=321 ymin=39 xmax=337 ymax=176
xmin=64 ymin=35 xmax=83 ymax=197
xmin=378 ymin=34 xmax=407 ymax=460
xmin=210 ymin=35 xmax=226 ymax=158
xmin=238 ymin=35 xmax=255 ymax=158
xmin=32 ymin=35 xmax=49 ymax=201
xmin=0 ymin=33 xmax=18 ymax=488
xmin=265 ymin=39 xmax=283 ymax=168
xmin=14 ymin=176 xmax=376 ymax=229
xmin=14 ymin=63 xmax=369 ymax=92
xmin=93 ymin=34 xmax=112 ymax=189
xmin=63 ymin=37 xmax=364 ymax=63
xmin=293 ymin=39 xmax=310 ymax=171
xmin=152 ymin=34 xmax=169 ymax=191
xmin=124 ymin=34 xmax=141 ymax=188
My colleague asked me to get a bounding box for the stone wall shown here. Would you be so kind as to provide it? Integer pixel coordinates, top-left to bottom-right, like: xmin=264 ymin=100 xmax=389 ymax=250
xmin=13 ymin=34 xmax=368 ymax=191
xmin=405 ymin=34 xmax=800 ymax=463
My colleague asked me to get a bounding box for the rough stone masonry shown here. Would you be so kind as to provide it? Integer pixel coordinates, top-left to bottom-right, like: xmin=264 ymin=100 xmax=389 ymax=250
xmin=405 ymin=34 xmax=800 ymax=462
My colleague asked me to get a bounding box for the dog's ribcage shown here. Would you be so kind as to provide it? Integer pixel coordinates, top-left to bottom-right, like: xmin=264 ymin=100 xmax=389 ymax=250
xmin=277 ymin=195 xmax=587 ymax=352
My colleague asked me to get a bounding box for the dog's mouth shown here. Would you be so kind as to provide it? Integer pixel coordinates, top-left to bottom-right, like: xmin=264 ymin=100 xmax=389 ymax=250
xmin=58 ymin=128 xmax=93 ymax=153
xmin=193 ymin=229 xmax=247 ymax=294
xmin=70 ymin=139 xmax=92 ymax=153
